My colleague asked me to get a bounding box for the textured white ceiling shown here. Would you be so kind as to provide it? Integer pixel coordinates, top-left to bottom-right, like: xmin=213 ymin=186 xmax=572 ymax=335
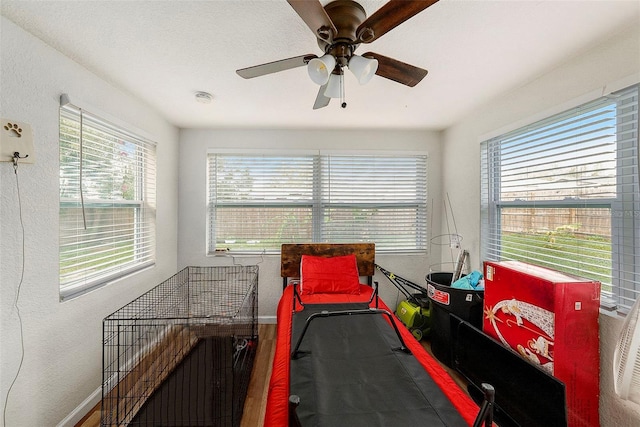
xmin=1 ymin=0 xmax=639 ymax=130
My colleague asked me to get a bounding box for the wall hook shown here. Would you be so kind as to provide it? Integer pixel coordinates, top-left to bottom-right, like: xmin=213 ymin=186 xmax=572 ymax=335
xmin=12 ymin=151 xmax=29 ymax=168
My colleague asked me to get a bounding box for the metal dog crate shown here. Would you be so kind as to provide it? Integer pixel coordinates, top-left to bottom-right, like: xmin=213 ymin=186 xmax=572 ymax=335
xmin=101 ymin=265 xmax=258 ymax=427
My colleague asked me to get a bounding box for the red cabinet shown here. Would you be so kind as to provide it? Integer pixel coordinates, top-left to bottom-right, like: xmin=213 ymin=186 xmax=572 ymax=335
xmin=483 ymin=260 xmax=601 ymax=427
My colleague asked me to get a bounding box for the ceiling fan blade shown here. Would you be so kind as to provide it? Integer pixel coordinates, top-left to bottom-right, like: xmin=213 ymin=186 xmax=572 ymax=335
xmin=287 ymin=0 xmax=337 ymax=43
xmin=313 ymin=84 xmax=331 ymax=109
xmin=357 ymin=0 xmax=438 ymax=43
xmin=236 ymin=54 xmax=317 ymax=79
xmin=362 ymin=52 xmax=428 ymax=87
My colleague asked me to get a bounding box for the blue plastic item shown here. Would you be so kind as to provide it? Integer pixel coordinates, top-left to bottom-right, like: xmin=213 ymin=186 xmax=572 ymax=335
xmin=452 ymin=270 xmax=483 ymax=290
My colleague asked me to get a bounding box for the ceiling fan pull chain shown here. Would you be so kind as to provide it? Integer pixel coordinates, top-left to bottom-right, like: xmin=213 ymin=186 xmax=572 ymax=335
xmin=341 ymin=71 xmax=347 ymax=109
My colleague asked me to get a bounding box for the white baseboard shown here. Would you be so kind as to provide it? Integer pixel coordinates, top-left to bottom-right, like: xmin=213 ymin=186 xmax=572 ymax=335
xmin=56 ymin=386 xmax=101 ymax=427
xmin=259 ymin=315 xmax=277 ymax=324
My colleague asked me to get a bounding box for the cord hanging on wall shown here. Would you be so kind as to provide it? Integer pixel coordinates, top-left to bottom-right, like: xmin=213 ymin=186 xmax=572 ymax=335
xmin=3 ymin=153 xmax=27 ymax=427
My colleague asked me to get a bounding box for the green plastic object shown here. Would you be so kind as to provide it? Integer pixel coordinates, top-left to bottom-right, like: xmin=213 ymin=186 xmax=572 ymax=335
xmin=396 ymin=298 xmax=431 ymax=341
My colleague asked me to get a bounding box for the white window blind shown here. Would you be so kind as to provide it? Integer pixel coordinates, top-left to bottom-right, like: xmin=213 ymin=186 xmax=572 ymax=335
xmin=208 ymin=153 xmax=428 ymax=253
xmin=59 ymin=105 xmax=156 ymax=300
xmin=481 ymin=84 xmax=639 ymax=310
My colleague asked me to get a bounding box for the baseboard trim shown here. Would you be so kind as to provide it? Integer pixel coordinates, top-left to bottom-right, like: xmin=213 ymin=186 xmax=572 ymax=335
xmin=259 ymin=315 xmax=277 ymax=324
xmin=56 ymin=386 xmax=101 ymax=427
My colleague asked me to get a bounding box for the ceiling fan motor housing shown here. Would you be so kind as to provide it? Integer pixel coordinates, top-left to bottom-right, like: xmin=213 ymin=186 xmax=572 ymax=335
xmin=317 ymin=0 xmax=368 ymax=65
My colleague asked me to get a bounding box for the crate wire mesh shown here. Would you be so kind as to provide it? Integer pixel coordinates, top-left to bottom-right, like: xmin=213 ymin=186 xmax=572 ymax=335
xmin=101 ymin=266 xmax=258 ymax=427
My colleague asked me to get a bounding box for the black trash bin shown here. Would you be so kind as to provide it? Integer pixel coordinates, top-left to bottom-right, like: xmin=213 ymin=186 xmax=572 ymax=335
xmin=426 ymin=272 xmax=484 ymax=367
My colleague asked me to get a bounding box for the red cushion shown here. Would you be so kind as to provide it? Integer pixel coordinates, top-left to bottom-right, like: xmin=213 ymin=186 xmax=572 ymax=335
xmin=300 ymin=254 xmax=361 ymax=295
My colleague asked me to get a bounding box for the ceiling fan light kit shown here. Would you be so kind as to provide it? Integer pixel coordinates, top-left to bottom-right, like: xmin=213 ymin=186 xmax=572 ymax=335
xmin=308 ymin=54 xmax=337 ymax=85
xmin=348 ymin=54 xmax=378 ymax=85
xmin=324 ymin=72 xmax=344 ymax=99
xmin=236 ymin=0 xmax=438 ymax=109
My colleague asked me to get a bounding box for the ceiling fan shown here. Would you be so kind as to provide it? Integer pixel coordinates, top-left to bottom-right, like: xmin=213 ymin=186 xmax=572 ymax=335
xmin=236 ymin=0 xmax=439 ymax=109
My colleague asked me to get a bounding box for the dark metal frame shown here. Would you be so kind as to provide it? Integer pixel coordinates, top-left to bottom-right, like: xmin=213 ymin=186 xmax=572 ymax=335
xmin=101 ymin=266 xmax=258 ymax=427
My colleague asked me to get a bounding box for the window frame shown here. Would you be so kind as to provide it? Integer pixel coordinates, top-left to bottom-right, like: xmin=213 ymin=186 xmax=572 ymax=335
xmin=481 ymin=84 xmax=639 ymax=311
xmin=59 ymin=104 xmax=157 ymax=301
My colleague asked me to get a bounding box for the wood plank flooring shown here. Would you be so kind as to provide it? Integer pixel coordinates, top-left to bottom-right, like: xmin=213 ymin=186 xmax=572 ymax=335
xmin=76 ymin=323 xmax=465 ymax=427
xmin=239 ymin=323 xmax=276 ymax=427
xmin=75 ymin=324 xmax=276 ymax=427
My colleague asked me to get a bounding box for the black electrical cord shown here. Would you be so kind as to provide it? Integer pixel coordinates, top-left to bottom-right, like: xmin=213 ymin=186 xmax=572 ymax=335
xmin=3 ymin=158 xmax=27 ymax=427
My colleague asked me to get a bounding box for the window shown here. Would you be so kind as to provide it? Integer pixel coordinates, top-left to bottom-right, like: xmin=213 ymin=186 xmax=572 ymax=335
xmin=481 ymin=84 xmax=639 ymax=310
xmin=59 ymin=105 xmax=156 ymax=300
xmin=207 ymin=152 xmax=428 ymax=253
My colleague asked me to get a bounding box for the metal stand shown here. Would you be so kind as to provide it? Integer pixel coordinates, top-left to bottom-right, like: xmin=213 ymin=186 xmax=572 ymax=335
xmin=291 ymin=308 xmax=410 ymax=359
xmin=289 ymin=395 xmax=302 ymax=427
xmin=472 ymin=383 xmax=495 ymax=427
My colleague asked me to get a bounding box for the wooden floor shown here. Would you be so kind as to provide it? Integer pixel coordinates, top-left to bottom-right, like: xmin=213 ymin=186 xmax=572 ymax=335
xmin=75 ymin=323 xmax=276 ymax=427
xmin=239 ymin=323 xmax=277 ymax=427
xmin=76 ymin=323 xmax=464 ymax=427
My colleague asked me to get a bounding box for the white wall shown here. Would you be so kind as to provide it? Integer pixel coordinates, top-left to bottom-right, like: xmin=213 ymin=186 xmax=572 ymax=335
xmin=3 ymin=7 xmax=639 ymax=427
xmin=0 ymin=17 xmax=179 ymax=426
xmin=440 ymin=24 xmax=640 ymax=426
xmin=178 ymin=128 xmax=444 ymax=317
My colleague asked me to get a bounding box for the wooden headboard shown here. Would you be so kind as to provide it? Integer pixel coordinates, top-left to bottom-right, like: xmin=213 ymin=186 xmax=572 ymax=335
xmin=280 ymin=243 xmax=375 ymax=279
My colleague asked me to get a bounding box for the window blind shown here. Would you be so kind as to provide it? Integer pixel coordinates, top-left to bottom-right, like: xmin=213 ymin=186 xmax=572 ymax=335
xmin=319 ymin=155 xmax=428 ymax=249
xmin=481 ymin=84 xmax=639 ymax=310
xmin=207 ymin=153 xmax=428 ymax=253
xmin=59 ymin=105 xmax=156 ymax=300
